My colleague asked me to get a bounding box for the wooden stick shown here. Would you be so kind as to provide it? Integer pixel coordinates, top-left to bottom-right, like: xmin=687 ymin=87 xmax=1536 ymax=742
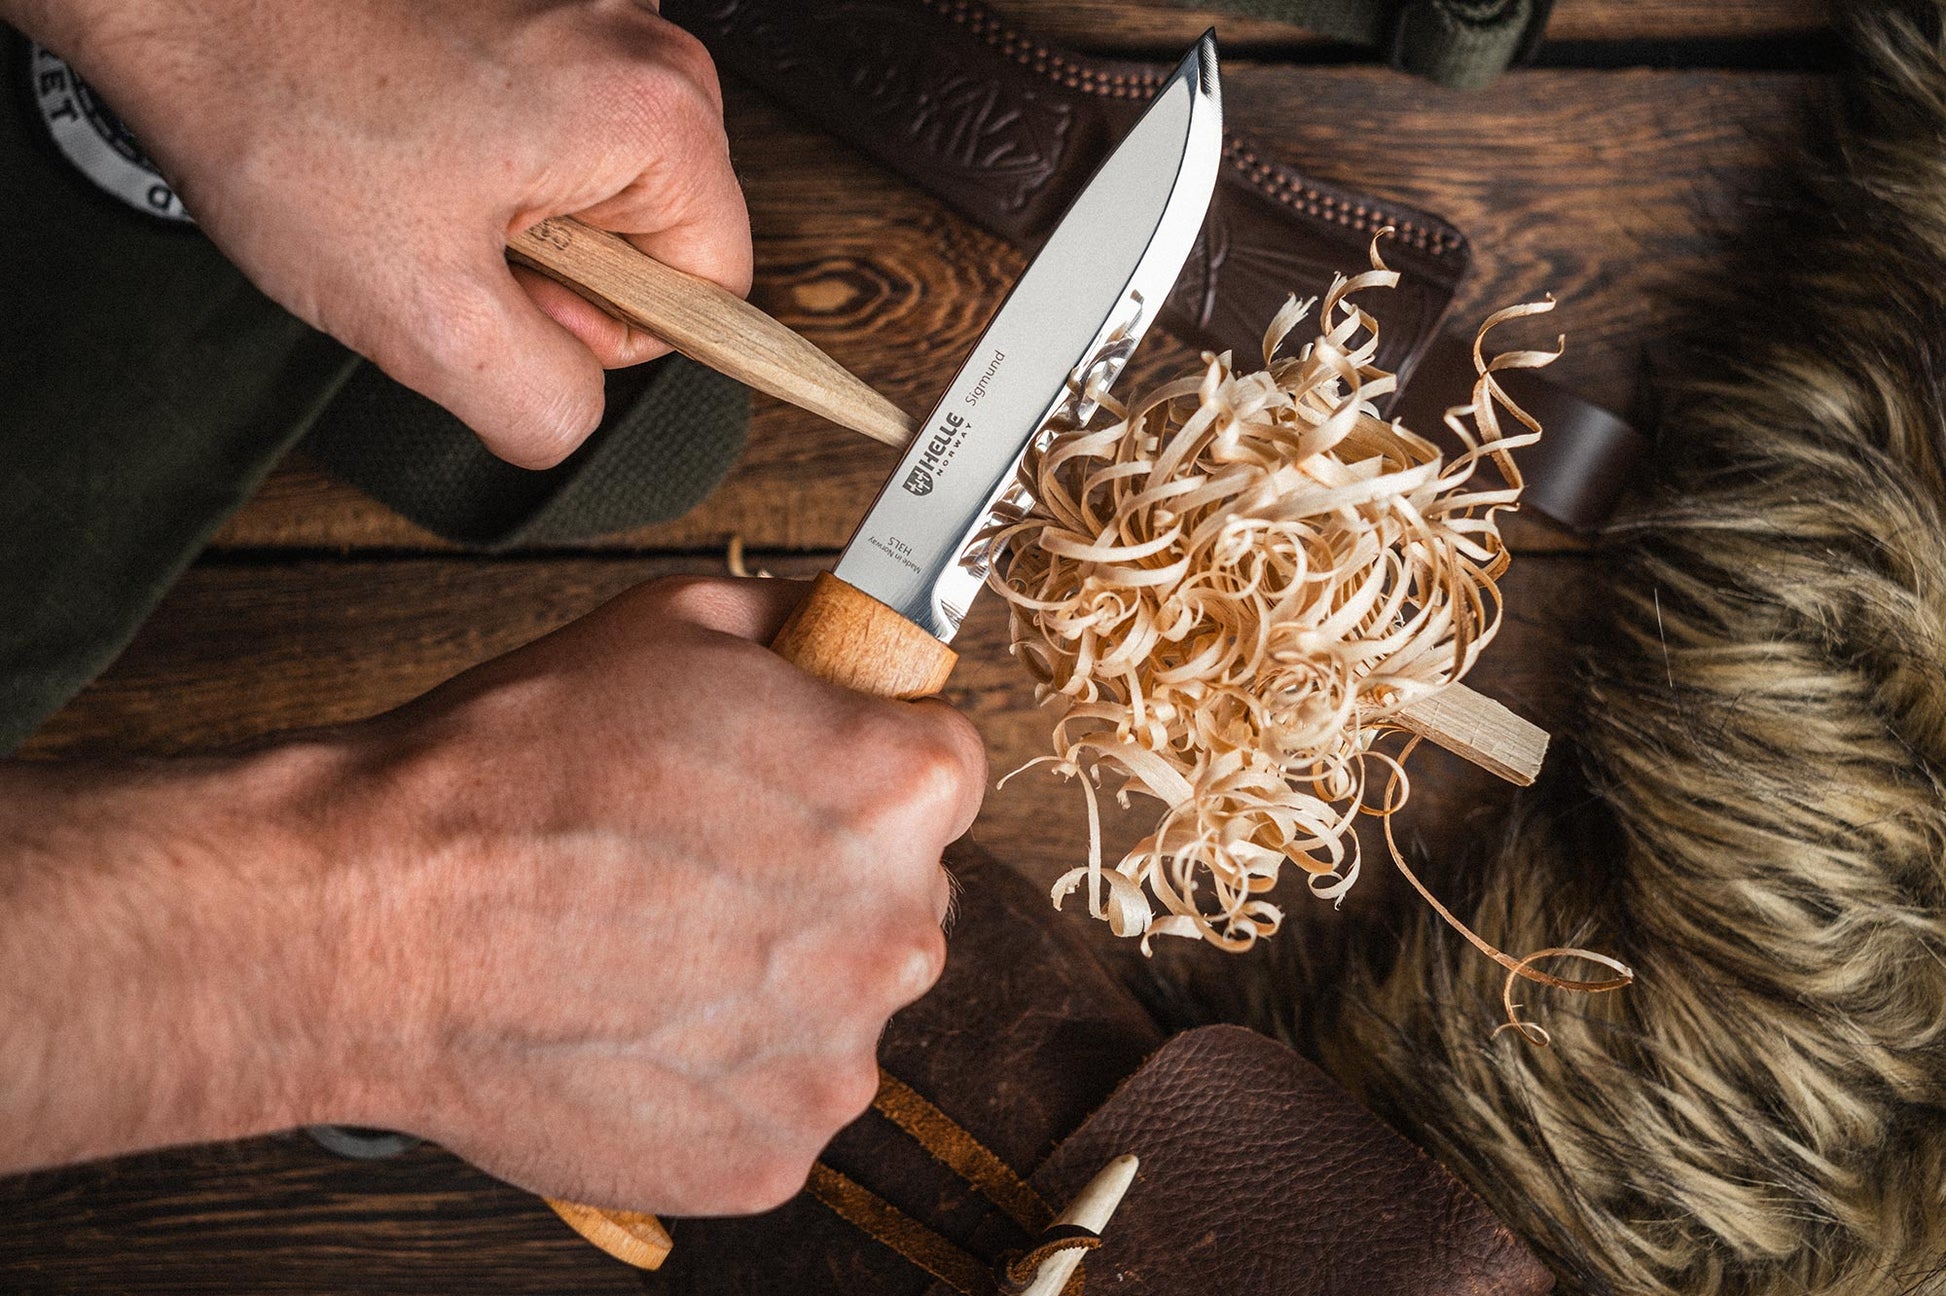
xmin=508 ymin=217 xmax=915 ymax=448
xmin=1396 ymin=687 xmax=1546 ymax=786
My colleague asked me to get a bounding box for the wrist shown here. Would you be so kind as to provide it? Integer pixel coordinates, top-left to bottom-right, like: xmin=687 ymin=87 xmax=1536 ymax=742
xmin=0 ymin=737 xmax=371 ymax=1171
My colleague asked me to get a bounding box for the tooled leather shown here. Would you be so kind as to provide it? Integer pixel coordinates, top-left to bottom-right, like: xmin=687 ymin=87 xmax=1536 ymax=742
xmin=1031 ymin=1025 xmax=1555 ymax=1296
xmin=668 ymin=0 xmax=1647 ymax=530
xmin=665 ymin=0 xmax=1468 ymax=384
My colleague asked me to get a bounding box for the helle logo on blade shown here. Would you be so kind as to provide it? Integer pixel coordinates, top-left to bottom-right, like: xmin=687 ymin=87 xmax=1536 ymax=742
xmin=902 ymin=411 xmax=972 ymax=498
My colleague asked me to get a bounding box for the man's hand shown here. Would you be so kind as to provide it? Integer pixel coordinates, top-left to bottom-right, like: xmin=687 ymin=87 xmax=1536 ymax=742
xmin=0 ymin=578 xmax=986 ymax=1214
xmin=8 ymin=0 xmax=749 ymax=467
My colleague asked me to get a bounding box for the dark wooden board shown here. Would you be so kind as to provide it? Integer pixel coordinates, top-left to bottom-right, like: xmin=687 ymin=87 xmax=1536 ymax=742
xmin=22 ymin=551 xmax=1597 ymax=910
xmin=215 ymin=65 xmax=1817 ymax=556
xmin=984 ymin=0 xmax=1829 ymax=51
xmin=0 ymin=1134 xmax=642 ymax=1294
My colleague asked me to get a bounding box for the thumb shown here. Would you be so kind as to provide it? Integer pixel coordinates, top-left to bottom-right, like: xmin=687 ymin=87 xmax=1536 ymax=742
xmin=385 ymin=254 xmax=610 ymax=469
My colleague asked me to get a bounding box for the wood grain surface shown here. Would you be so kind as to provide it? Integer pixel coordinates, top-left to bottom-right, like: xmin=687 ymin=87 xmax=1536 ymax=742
xmin=983 ymin=0 xmax=1829 ymax=50
xmin=216 ymin=65 xmax=1817 ymax=556
xmin=18 ymin=552 xmax=1593 ymax=901
xmin=0 ymin=1134 xmax=645 ymax=1295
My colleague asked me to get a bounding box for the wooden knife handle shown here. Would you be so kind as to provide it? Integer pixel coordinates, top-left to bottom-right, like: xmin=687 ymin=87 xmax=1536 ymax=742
xmin=507 ymin=216 xmax=915 ymax=449
xmin=542 ymin=1199 xmax=673 ymax=1270
xmin=770 ymin=571 xmax=958 ymax=699
xmin=535 ymin=574 xmax=949 ymax=1270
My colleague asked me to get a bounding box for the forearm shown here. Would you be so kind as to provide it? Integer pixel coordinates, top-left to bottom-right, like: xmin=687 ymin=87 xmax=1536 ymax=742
xmin=0 ymin=743 xmax=359 ymax=1172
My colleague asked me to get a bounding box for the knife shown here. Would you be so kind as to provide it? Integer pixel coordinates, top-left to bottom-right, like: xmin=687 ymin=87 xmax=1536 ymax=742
xmin=767 ymin=35 xmax=1223 ymax=693
xmin=506 ymin=32 xmax=1222 ymax=1268
xmin=509 ymin=31 xmax=1544 ymax=1267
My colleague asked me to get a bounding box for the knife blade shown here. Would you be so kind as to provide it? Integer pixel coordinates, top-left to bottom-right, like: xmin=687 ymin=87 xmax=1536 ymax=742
xmin=502 ymin=38 xmax=1218 ymax=1269
xmin=503 ymin=31 xmax=1547 ymax=1270
xmin=768 ymin=32 xmax=1223 ymax=697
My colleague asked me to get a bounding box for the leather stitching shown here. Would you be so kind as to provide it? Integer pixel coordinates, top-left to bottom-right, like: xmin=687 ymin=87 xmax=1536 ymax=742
xmin=910 ymin=0 xmax=1463 ymax=259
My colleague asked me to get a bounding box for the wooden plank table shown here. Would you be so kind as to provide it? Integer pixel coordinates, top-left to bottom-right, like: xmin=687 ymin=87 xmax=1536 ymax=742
xmin=4 ymin=2 xmax=1829 ymax=1288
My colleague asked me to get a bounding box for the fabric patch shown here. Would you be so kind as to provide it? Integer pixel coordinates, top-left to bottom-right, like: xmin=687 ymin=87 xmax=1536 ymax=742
xmin=27 ymin=42 xmax=191 ymax=223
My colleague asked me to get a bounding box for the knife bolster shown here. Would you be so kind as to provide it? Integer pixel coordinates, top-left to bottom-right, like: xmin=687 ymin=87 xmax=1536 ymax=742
xmin=771 ymin=571 xmax=959 ymax=700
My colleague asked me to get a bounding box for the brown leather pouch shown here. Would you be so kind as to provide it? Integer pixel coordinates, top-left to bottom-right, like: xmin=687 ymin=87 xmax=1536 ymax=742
xmin=643 ymin=843 xmax=1551 ymax=1295
xmin=1032 ymin=1027 xmax=1553 ymax=1296
xmin=665 ymin=0 xmax=1645 ymax=531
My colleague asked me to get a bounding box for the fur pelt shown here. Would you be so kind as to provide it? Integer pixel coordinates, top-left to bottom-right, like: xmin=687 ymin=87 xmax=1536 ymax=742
xmin=1219 ymin=4 xmax=1946 ymax=1292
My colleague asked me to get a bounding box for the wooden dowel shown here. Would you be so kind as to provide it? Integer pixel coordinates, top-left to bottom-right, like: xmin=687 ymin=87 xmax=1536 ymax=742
xmin=508 ymin=217 xmax=915 ymax=448
xmin=1016 ymin=1154 xmax=1140 ymax=1296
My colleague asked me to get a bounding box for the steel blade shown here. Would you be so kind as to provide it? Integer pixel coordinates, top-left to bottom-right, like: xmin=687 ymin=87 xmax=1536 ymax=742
xmin=831 ymin=33 xmax=1223 ymax=642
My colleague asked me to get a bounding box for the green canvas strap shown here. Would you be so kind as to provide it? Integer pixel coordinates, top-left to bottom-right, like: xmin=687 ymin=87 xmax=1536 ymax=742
xmin=1160 ymin=0 xmax=1553 ymax=89
xmin=303 ymin=350 xmax=747 ymax=550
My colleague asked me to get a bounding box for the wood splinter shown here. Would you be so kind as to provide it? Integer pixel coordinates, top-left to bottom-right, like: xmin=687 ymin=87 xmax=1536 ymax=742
xmin=1012 ymin=1154 xmax=1140 ymax=1296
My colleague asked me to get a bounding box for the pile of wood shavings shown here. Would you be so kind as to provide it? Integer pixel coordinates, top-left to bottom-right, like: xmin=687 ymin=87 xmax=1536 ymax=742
xmin=988 ymin=242 xmax=1566 ymax=957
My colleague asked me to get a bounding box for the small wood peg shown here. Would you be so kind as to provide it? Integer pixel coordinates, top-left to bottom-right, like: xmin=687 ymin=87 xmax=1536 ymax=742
xmin=507 ymin=216 xmax=916 ymax=448
xmin=1396 ymin=685 xmax=1548 ymax=786
xmin=1013 ymin=1154 xmax=1139 ymax=1296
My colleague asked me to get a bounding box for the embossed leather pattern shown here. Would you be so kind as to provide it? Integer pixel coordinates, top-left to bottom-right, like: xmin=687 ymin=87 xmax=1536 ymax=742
xmin=667 ymin=0 xmax=1647 ymax=531
xmin=666 ymin=0 xmax=1467 ymax=385
xmin=1033 ymin=1026 xmax=1556 ymax=1296
xmin=642 ymin=846 xmax=1551 ymax=1295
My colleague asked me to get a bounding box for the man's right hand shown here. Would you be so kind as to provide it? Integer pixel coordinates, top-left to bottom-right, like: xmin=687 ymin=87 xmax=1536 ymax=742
xmin=0 ymin=577 xmax=987 ymax=1215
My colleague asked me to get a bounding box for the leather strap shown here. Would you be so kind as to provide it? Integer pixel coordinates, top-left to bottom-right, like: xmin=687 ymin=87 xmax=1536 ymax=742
xmin=873 ymin=1069 xmax=1055 ymax=1234
xmin=667 ymin=0 xmax=1643 ymax=531
xmin=807 ymin=1162 xmax=998 ymax=1295
xmin=805 ymin=1066 xmax=1079 ymax=1296
xmin=1391 ymin=333 xmax=1648 ymax=531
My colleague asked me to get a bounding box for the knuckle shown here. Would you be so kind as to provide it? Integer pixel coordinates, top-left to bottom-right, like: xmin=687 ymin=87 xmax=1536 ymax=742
xmin=606 ymin=39 xmax=724 ymax=162
xmin=734 ymin=1149 xmax=816 ymax=1215
xmin=893 ymin=922 xmax=948 ymax=1001
xmin=655 ymin=24 xmax=725 ymax=111
xmin=888 ymin=723 xmax=981 ymax=825
xmin=797 ymin=1055 xmax=880 ymax=1130
xmin=842 ymin=914 xmax=946 ymax=1007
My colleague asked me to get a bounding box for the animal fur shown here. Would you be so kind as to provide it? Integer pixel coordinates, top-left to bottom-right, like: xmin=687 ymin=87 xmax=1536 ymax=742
xmin=1218 ymin=4 xmax=1946 ymax=1292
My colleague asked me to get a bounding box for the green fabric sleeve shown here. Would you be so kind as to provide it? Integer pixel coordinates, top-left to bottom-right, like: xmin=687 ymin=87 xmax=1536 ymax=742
xmin=0 ymin=51 xmax=360 ymax=753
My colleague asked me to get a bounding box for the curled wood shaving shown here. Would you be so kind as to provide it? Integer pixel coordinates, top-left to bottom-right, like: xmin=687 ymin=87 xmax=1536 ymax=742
xmin=987 ymin=237 xmax=1632 ymax=1033
xmin=726 ymin=534 xmax=772 ymax=579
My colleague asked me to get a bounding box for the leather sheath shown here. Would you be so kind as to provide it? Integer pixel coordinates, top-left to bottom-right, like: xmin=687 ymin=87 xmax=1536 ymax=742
xmin=1032 ymin=1026 xmax=1555 ymax=1296
xmin=641 ymin=844 xmax=1553 ymax=1295
xmin=664 ymin=0 xmax=1645 ymax=531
